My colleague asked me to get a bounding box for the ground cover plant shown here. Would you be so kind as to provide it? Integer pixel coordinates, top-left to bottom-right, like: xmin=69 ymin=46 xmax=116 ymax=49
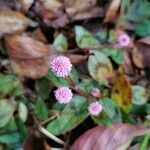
xmin=0 ymin=0 xmax=150 ymax=149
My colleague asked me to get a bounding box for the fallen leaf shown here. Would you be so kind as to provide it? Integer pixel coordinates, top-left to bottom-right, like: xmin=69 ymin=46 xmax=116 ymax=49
xmin=28 ymin=28 xmax=48 ymax=43
xmin=0 ymin=10 xmax=29 ymax=37
xmin=16 ymin=0 xmax=34 ymax=12
xmin=71 ymin=123 xmax=150 ymax=150
xmin=111 ymin=65 xmax=132 ymax=113
xmin=132 ymin=36 xmax=150 ymax=68
xmin=65 ymin=0 xmax=97 ymax=17
xmin=104 ymin=0 xmax=121 ymax=23
xmin=5 ymin=34 xmax=50 ymax=79
xmin=33 ymin=1 xmax=68 ymax=28
xmin=88 ymin=50 xmax=113 ymax=82
xmin=64 ymin=54 xmax=88 ymax=64
xmin=23 ymin=134 xmax=51 ymax=150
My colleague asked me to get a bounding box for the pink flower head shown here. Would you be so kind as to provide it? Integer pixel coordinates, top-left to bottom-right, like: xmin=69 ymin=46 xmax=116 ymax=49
xmin=118 ymin=34 xmax=130 ymax=47
xmin=88 ymin=102 xmax=102 ymax=116
xmin=50 ymin=56 xmax=72 ymax=77
xmin=54 ymin=86 xmax=73 ymax=104
xmin=91 ymin=88 xmax=101 ymax=98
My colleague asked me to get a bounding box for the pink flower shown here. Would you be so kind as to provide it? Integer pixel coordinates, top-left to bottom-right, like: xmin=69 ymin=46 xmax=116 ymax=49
xmin=91 ymin=88 xmax=101 ymax=98
xmin=118 ymin=34 xmax=130 ymax=47
xmin=50 ymin=56 xmax=72 ymax=77
xmin=88 ymin=102 xmax=102 ymax=116
xmin=54 ymin=86 xmax=73 ymax=104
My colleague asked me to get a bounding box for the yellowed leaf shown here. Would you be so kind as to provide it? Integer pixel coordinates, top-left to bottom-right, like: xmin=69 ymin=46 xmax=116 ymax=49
xmin=88 ymin=51 xmax=113 ymax=82
xmin=0 ymin=10 xmax=29 ymax=37
xmin=111 ymin=65 xmax=132 ymax=113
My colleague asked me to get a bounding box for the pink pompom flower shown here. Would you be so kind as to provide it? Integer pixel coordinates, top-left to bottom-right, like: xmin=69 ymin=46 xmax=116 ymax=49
xmin=54 ymin=86 xmax=73 ymax=104
xmin=118 ymin=34 xmax=130 ymax=47
xmin=91 ymin=88 xmax=101 ymax=98
xmin=50 ymin=56 xmax=72 ymax=77
xmin=88 ymin=102 xmax=102 ymax=116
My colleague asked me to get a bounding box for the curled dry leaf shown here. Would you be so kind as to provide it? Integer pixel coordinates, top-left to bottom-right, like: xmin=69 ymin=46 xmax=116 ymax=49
xmin=71 ymin=123 xmax=150 ymax=150
xmin=0 ymin=10 xmax=29 ymax=37
xmin=33 ymin=0 xmax=68 ymax=28
xmin=5 ymin=34 xmax=50 ymax=79
xmin=111 ymin=65 xmax=132 ymax=113
xmin=65 ymin=0 xmax=104 ymax=21
xmin=132 ymin=36 xmax=150 ymax=68
xmin=104 ymin=0 xmax=121 ymax=23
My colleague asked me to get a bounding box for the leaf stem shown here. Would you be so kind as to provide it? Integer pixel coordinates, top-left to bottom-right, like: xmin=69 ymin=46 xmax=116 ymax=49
xmin=39 ymin=126 xmax=65 ymax=145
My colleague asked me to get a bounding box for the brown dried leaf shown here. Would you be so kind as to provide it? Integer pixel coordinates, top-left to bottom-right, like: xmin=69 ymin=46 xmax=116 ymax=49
xmin=64 ymin=54 xmax=88 ymax=64
xmin=104 ymin=0 xmax=121 ymax=23
xmin=28 ymin=28 xmax=48 ymax=43
xmin=5 ymin=34 xmax=50 ymax=79
xmin=132 ymin=37 xmax=150 ymax=68
xmin=33 ymin=1 xmax=68 ymax=28
xmin=65 ymin=0 xmax=97 ymax=16
xmin=16 ymin=0 xmax=34 ymax=12
xmin=0 ymin=10 xmax=29 ymax=37
xmin=71 ymin=123 xmax=150 ymax=150
xmin=23 ymin=134 xmax=51 ymax=150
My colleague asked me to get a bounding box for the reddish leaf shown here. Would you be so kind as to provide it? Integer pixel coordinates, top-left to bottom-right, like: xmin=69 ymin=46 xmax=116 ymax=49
xmin=71 ymin=123 xmax=150 ymax=150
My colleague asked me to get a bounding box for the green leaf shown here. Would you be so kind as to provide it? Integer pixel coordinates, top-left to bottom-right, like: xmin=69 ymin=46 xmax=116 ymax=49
xmin=53 ymin=34 xmax=68 ymax=52
xmin=108 ymin=30 xmax=117 ymax=43
xmin=91 ymin=111 xmax=112 ymax=126
xmin=102 ymin=48 xmax=123 ymax=64
xmin=132 ymin=85 xmax=147 ymax=105
xmin=88 ymin=50 xmax=113 ymax=82
xmin=101 ymin=98 xmax=122 ymax=122
xmin=18 ymin=102 xmax=28 ymax=123
xmin=47 ymin=96 xmax=88 ymax=135
xmin=35 ymin=78 xmax=52 ymax=100
xmin=135 ymin=20 xmax=150 ymax=37
xmin=0 ymin=73 xmax=23 ymax=98
xmin=0 ymin=117 xmax=18 ymax=134
xmin=0 ymin=100 xmax=14 ymax=128
xmin=0 ymin=132 xmax=21 ymax=144
xmin=34 ymin=99 xmax=48 ymax=120
xmin=75 ymin=26 xmax=98 ymax=48
xmin=128 ymin=0 xmax=150 ymax=23
xmin=47 ymin=70 xmax=69 ymax=87
xmin=47 ymin=68 xmax=78 ymax=87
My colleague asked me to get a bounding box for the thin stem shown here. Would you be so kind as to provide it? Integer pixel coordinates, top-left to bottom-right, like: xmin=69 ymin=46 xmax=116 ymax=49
xmin=40 ymin=115 xmax=57 ymax=126
xmin=66 ymin=76 xmax=94 ymax=100
xmin=39 ymin=127 xmax=65 ymax=145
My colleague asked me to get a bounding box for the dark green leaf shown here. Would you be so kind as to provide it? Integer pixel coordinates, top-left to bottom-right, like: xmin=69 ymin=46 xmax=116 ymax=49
xmin=102 ymin=48 xmax=123 ymax=64
xmin=135 ymin=20 xmax=150 ymax=37
xmin=34 ymin=99 xmax=48 ymax=120
xmin=35 ymin=78 xmax=52 ymax=100
xmin=75 ymin=26 xmax=98 ymax=49
xmin=47 ymin=96 xmax=88 ymax=135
